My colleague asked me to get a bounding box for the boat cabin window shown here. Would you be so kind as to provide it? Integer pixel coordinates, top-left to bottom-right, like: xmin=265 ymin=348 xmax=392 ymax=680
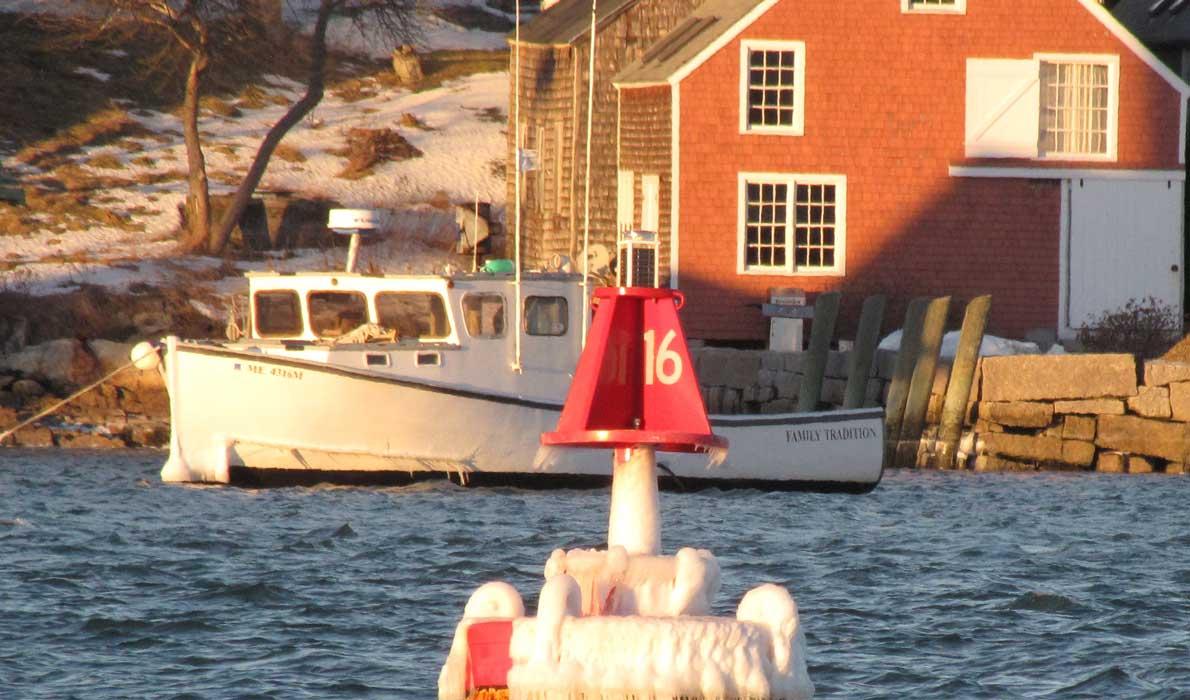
xmin=462 ymin=293 xmax=505 ymax=338
xmin=308 ymin=291 xmax=369 ymax=338
xmin=376 ymin=292 xmax=450 ymax=340
xmin=524 ymin=296 xmax=568 ymax=336
xmin=254 ymin=290 xmax=303 ymax=337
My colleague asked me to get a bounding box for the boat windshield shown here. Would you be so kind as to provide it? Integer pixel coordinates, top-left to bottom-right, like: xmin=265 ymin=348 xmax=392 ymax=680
xmin=309 ymin=291 xmax=368 ymax=338
xmin=376 ymin=292 xmax=450 ymax=340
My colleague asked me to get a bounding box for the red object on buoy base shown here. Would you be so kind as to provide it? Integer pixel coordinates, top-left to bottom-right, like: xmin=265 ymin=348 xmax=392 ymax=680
xmin=465 ymin=620 xmax=514 ymax=690
xmin=542 ymin=287 xmax=726 ymax=454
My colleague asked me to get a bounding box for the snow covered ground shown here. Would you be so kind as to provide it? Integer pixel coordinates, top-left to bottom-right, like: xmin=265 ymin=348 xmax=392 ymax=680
xmin=0 ymin=1 xmax=512 ymax=297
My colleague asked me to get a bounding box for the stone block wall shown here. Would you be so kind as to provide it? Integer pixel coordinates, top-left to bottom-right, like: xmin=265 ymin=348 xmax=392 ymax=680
xmin=691 ymin=346 xmax=895 ymax=414
xmin=694 ymin=345 xmax=1190 ymax=475
xmin=967 ymin=355 xmax=1190 ymax=474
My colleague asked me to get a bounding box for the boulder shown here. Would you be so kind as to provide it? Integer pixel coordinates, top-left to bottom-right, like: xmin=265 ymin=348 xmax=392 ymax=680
xmin=0 ymin=338 xmax=100 ymax=387
xmin=1096 ymin=414 xmax=1189 ymax=463
xmin=1053 ymin=398 xmax=1125 ymax=415
xmin=982 ymin=354 xmax=1136 ymax=402
xmin=1143 ymin=359 xmax=1190 ymax=387
xmin=1096 ymin=451 xmax=1126 ymax=473
xmin=1061 ymin=440 xmax=1096 ymax=468
xmin=11 ymin=378 xmax=44 ymax=398
xmin=1128 ymin=455 xmax=1156 ymax=474
xmin=759 ymin=351 xmax=784 ymax=372
xmin=1126 ymin=386 xmax=1171 ymax=419
xmin=56 ymin=431 xmax=125 ymax=449
xmin=696 ymin=349 xmax=728 ymax=387
xmin=1061 ymin=415 xmax=1096 ymax=441
xmin=724 ymin=351 xmax=761 ymax=390
xmin=1170 ymin=382 xmax=1190 ymax=422
xmin=983 ymin=433 xmax=1062 ymax=462
xmin=774 ymin=371 xmax=798 ymax=400
xmin=979 ymin=401 xmax=1054 ymax=428
xmin=973 ymin=454 xmax=1036 ymax=472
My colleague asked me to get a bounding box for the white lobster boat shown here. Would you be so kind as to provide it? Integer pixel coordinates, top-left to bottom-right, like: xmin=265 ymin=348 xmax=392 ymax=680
xmin=153 ymin=266 xmax=882 ymax=492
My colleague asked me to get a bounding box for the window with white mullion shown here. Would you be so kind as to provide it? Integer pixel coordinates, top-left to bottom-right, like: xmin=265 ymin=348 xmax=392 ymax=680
xmin=739 ymin=173 xmax=845 ymax=276
xmin=1040 ymin=61 xmax=1111 ymax=157
xmin=744 ymin=181 xmax=789 ymax=269
xmin=739 ymin=40 xmax=805 ymax=135
xmin=794 ymin=182 xmax=838 ymax=269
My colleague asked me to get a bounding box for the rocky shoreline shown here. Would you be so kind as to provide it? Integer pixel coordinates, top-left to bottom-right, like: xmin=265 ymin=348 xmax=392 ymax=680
xmin=0 ymin=338 xmax=169 ymax=449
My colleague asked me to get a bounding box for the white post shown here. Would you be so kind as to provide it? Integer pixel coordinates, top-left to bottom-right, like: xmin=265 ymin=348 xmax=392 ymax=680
xmin=607 ymin=445 xmax=660 ymax=556
xmin=512 ymin=0 xmax=524 ymax=373
xmin=345 ymin=233 xmax=361 ymax=273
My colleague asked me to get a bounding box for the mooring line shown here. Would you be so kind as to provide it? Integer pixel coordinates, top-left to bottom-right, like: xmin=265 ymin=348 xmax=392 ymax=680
xmin=0 ymin=343 xmax=160 ymax=444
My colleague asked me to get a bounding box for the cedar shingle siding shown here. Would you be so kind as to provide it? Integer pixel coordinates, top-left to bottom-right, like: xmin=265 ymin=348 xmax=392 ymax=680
xmin=508 ymin=0 xmax=701 ymax=268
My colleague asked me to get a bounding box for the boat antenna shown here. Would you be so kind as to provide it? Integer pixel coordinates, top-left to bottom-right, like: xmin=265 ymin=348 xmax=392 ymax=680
xmin=512 ymin=0 xmax=524 ymax=373
xmin=581 ymin=0 xmax=597 ymax=348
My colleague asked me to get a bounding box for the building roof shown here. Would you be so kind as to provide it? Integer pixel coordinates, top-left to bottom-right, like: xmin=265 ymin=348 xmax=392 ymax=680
xmin=1111 ymin=0 xmax=1190 ymax=46
xmin=613 ymin=0 xmax=769 ymax=86
xmin=511 ymin=0 xmax=639 ymax=46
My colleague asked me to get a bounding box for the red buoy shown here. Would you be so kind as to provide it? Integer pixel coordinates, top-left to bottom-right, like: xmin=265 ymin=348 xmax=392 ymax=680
xmin=542 ymin=287 xmax=726 ymax=454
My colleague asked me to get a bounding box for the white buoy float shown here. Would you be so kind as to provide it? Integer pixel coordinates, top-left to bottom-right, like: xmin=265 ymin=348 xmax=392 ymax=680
xmin=438 ymin=279 xmax=814 ymax=699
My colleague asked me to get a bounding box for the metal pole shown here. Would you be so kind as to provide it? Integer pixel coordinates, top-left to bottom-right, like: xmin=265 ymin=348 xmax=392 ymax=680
xmin=581 ymin=0 xmax=598 ymax=348
xmin=512 ymin=0 xmax=523 ymax=372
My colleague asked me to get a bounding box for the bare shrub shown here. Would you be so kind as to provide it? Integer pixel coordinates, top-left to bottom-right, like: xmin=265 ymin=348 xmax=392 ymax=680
xmin=1077 ymin=296 xmax=1181 ymax=359
xmin=14 ymin=107 xmax=150 ymax=167
xmin=336 ymin=127 xmax=421 ymax=180
xmin=274 ymin=143 xmax=306 ymax=163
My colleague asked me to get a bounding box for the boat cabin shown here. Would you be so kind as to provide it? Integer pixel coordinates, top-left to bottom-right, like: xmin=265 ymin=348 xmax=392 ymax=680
xmin=241 ymin=271 xmax=587 ymax=400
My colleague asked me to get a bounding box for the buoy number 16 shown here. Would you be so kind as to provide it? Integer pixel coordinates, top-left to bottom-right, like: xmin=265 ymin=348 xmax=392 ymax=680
xmin=643 ymin=329 xmax=683 ymax=385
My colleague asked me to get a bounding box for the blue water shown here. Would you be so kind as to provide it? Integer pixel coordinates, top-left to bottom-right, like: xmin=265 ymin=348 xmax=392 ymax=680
xmin=1 ymin=449 xmax=1188 ymax=699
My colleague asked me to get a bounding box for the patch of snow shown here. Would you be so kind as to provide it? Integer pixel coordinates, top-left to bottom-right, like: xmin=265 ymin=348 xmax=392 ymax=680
xmin=878 ymin=330 xmax=1042 ymax=357
xmin=73 ymin=66 xmax=110 ymax=82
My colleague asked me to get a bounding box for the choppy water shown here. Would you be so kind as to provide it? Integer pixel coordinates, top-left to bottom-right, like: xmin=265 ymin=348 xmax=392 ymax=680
xmin=1 ymin=449 xmax=1188 ymax=699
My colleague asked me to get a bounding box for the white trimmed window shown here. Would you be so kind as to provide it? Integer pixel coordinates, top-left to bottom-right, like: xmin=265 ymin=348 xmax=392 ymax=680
xmin=1040 ymin=60 xmax=1111 ymax=157
xmin=901 ymin=0 xmax=965 ymax=13
xmin=739 ymin=40 xmax=805 ymax=135
xmin=965 ymin=55 xmax=1119 ymax=161
xmin=737 ymin=173 xmax=845 ymax=276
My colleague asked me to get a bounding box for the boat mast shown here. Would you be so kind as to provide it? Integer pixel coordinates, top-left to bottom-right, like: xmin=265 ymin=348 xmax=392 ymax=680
xmin=513 ymin=0 xmax=524 ymax=372
xmin=581 ymin=0 xmax=597 ymax=348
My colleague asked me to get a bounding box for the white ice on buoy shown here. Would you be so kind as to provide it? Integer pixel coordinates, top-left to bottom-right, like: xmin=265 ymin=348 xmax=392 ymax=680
xmin=544 ymin=546 xmax=719 ymax=617
xmin=496 ymin=583 xmax=813 ymax=700
xmin=438 ymin=582 xmax=526 ymax=699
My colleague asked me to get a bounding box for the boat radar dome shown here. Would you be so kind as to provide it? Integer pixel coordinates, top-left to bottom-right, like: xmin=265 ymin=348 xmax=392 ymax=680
xmin=327 ymin=208 xmax=384 ymax=273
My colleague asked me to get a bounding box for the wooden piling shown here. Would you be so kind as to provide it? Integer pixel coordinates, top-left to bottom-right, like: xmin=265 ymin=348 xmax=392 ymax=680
xmin=796 ymin=291 xmax=841 ymax=413
xmin=883 ymin=298 xmax=930 ymax=468
xmin=933 ymin=295 xmax=991 ymax=469
xmin=843 ymin=295 xmax=886 ymax=410
xmin=896 ymin=296 xmax=951 ymax=468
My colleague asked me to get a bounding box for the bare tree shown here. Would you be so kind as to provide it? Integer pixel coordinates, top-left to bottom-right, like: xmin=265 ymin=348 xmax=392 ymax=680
xmin=209 ymin=0 xmax=420 ymax=254
xmin=68 ymin=1 xmax=261 ymax=250
xmin=71 ymin=0 xmax=418 ymax=254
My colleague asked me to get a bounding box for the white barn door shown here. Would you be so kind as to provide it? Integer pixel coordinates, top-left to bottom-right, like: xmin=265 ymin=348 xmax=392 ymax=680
xmin=1065 ymin=177 xmax=1184 ymax=333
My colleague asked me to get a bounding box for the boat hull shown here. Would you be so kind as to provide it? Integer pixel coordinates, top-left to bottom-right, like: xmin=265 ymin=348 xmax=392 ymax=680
xmin=161 ymin=341 xmax=884 ymax=492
